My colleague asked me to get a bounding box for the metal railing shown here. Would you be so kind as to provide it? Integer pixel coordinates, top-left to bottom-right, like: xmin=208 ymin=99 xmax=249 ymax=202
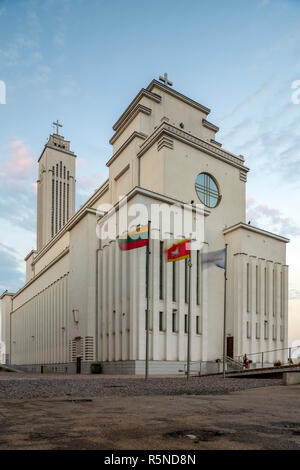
xmin=235 ymin=346 xmax=300 ymax=369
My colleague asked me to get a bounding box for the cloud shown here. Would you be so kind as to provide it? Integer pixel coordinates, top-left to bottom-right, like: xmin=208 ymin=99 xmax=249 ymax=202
xmin=246 ymin=197 xmax=300 ymax=237
xmin=0 ymin=243 xmax=24 ymax=293
xmin=0 ymin=140 xmax=34 ymax=182
xmin=0 ymin=140 xmax=36 ymax=232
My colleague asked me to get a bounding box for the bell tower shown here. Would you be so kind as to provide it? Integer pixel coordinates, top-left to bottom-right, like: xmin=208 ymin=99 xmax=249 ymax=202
xmin=36 ymin=121 xmax=76 ymax=251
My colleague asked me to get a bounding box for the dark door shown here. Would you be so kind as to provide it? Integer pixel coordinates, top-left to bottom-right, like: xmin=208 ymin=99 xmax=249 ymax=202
xmin=76 ymin=357 xmax=82 ymax=374
xmin=227 ymin=336 xmax=234 ymax=359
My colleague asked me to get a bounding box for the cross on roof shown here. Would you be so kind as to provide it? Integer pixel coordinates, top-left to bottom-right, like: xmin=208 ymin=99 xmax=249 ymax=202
xmin=159 ymin=73 xmax=173 ymax=87
xmin=52 ymin=120 xmax=63 ymax=135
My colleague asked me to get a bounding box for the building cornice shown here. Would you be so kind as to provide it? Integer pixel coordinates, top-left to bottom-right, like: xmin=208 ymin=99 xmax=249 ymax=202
xmin=109 ymin=104 xmax=152 ymax=145
xmin=223 ymin=222 xmax=290 ymax=243
xmin=38 ymin=144 xmax=76 ymax=163
xmin=147 ymin=80 xmax=211 ymax=115
xmin=112 ymin=88 xmax=161 ymax=131
xmin=137 ymin=121 xmax=249 ymax=172
xmin=0 ymin=292 xmax=15 ymax=300
xmin=106 ymin=131 xmax=147 ymax=167
xmin=202 ymin=119 xmax=219 ymax=133
xmin=97 ymin=186 xmax=210 ymax=227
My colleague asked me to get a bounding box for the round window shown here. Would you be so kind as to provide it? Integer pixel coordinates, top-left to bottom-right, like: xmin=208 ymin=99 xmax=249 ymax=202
xmin=195 ymin=173 xmax=220 ymax=208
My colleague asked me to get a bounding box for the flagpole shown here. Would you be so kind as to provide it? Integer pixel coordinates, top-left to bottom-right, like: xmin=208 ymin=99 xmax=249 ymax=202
xmin=223 ymin=244 xmax=228 ymax=379
xmin=145 ymin=220 xmax=151 ymax=381
xmin=187 ymin=236 xmax=192 ymax=381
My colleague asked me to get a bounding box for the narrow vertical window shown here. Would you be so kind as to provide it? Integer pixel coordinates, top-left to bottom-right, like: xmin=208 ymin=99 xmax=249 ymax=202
xmin=172 ymin=310 xmax=177 ymax=333
xmin=272 ymin=324 xmax=277 ymax=340
xmin=196 ymin=315 xmax=200 ymax=335
xmin=56 ymin=163 xmax=58 ymax=177
xmin=246 ymin=321 xmax=251 ymax=339
xmin=247 ymin=263 xmax=250 ymax=313
xmin=55 ymin=180 xmax=58 ymax=233
xmin=264 ymin=267 xmax=267 ymax=316
xmin=196 ymin=250 xmax=200 ymax=305
xmin=172 ymin=262 xmax=176 ymax=302
xmin=63 ymin=166 xmax=66 ymax=179
xmin=256 ymin=322 xmax=260 ymax=339
xmin=273 ymin=269 xmax=276 ymax=317
xmin=67 ymin=184 xmax=69 ymax=221
xmin=59 ymin=181 xmax=62 ymax=230
xmin=60 ymin=161 xmax=62 ymax=178
xmin=159 ymin=311 xmax=164 ymax=332
xmin=280 ymin=271 xmax=284 ymax=318
xmin=256 ymin=265 xmax=259 ymax=314
xmin=184 ymin=314 xmax=188 ymax=334
xmin=264 ymin=321 xmax=269 ymax=340
xmin=63 ymin=182 xmax=66 ymax=225
xmin=159 ymin=241 xmax=164 ymax=300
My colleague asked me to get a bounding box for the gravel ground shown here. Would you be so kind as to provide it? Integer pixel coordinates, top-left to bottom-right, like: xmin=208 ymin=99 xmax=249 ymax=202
xmin=0 ymin=372 xmax=282 ymax=399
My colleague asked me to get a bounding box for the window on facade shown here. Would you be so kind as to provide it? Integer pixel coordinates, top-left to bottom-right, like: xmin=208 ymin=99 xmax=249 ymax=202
xmin=172 ymin=310 xmax=177 ymax=333
xmin=246 ymin=321 xmax=251 ymax=339
xmin=247 ymin=263 xmax=250 ymax=313
xmin=159 ymin=311 xmax=164 ymax=332
xmin=273 ymin=269 xmax=276 ymax=317
xmin=272 ymin=324 xmax=277 ymax=341
xmin=196 ymin=251 xmax=200 ymax=305
xmin=196 ymin=315 xmax=200 ymax=335
xmin=195 ymin=173 xmax=220 ymax=208
xmin=264 ymin=321 xmax=269 ymax=340
xmin=172 ymin=262 xmax=176 ymax=302
xmin=280 ymin=271 xmax=284 ymax=318
xmin=256 ymin=322 xmax=260 ymax=339
xmin=256 ymin=265 xmax=259 ymax=314
xmin=264 ymin=267 xmax=267 ymax=316
xmin=184 ymin=314 xmax=188 ymax=334
xmin=280 ymin=325 xmax=284 ymax=342
xmin=159 ymin=241 xmax=164 ymax=300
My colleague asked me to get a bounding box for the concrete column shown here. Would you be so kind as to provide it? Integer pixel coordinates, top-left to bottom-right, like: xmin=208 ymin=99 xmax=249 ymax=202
xmin=250 ymin=256 xmax=257 ymax=355
xmin=129 ymin=248 xmax=138 ymax=360
xmin=165 ymin=235 xmax=173 ymax=361
xmin=114 ymin=239 xmax=121 ymax=361
xmin=151 ymin=237 xmax=160 ymax=360
xmin=102 ymin=244 xmax=108 ymax=361
xmin=201 ymin=244 xmax=209 ymax=362
xmin=121 ymin=249 xmax=128 ymax=360
xmin=108 ymin=242 xmax=114 ymax=361
xmin=137 ymin=239 xmax=146 ymax=360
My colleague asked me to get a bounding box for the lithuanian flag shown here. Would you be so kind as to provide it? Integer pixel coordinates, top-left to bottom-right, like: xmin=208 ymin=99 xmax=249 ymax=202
xmin=118 ymin=225 xmax=149 ymax=251
xmin=165 ymin=239 xmax=190 ymax=262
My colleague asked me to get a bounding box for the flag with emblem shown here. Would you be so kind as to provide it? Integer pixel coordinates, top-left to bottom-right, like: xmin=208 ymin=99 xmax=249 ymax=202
xmin=118 ymin=224 xmax=149 ymax=251
xmin=165 ymin=239 xmax=190 ymax=262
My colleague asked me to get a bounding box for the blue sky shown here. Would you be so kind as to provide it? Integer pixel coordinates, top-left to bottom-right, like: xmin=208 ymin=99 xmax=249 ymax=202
xmin=1 ymin=0 xmax=300 ymax=343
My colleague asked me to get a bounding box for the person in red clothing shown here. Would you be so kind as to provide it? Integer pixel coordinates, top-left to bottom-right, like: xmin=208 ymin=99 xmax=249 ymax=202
xmin=243 ymin=354 xmax=249 ymax=369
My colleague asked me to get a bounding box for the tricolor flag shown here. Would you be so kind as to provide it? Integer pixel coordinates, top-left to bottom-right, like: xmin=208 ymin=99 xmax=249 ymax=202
xmin=165 ymin=239 xmax=190 ymax=262
xmin=202 ymin=248 xmax=226 ymax=270
xmin=118 ymin=224 xmax=149 ymax=251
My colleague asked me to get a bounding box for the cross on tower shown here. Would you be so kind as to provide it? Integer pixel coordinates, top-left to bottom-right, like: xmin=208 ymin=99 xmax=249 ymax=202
xmin=159 ymin=73 xmax=173 ymax=87
xmin=52 ymin=120 xmax=63 ymax=135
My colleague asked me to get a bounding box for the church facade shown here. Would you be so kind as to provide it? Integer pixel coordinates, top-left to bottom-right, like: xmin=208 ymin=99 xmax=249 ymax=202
xmin=1 ymin=76 xmax=289 ymax=374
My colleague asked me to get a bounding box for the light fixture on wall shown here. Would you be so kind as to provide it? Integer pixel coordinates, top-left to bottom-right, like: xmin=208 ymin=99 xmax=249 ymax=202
xmin=72 ymin=309 xmax=79 ymax=324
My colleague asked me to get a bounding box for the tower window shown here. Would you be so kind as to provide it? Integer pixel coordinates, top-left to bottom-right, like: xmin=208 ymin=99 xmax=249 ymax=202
xmin=195 ymin=173 xmax=220 ymax=208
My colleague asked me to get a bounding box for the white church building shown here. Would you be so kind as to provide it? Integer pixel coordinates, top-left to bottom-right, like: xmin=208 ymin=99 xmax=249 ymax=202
xmin=1 ymin=76 xmax=289 ymax=374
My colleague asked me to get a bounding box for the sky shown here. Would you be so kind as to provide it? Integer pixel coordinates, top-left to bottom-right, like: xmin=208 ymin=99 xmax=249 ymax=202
xmin=0 ymin=0 xmax=300 ymax=346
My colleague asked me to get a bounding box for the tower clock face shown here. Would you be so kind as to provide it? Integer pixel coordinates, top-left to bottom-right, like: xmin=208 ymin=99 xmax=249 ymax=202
xmin=195 ymin=172 xmax=220 ymax=208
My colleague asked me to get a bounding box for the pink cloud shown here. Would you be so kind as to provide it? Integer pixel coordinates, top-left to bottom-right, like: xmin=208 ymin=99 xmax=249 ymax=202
xmin=0 ymin=140 xmax=34 ymax=184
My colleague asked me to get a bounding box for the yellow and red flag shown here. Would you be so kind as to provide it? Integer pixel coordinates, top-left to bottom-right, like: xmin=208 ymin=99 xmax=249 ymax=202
xmin=165 ymin=239 xmax=190 ymax=262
